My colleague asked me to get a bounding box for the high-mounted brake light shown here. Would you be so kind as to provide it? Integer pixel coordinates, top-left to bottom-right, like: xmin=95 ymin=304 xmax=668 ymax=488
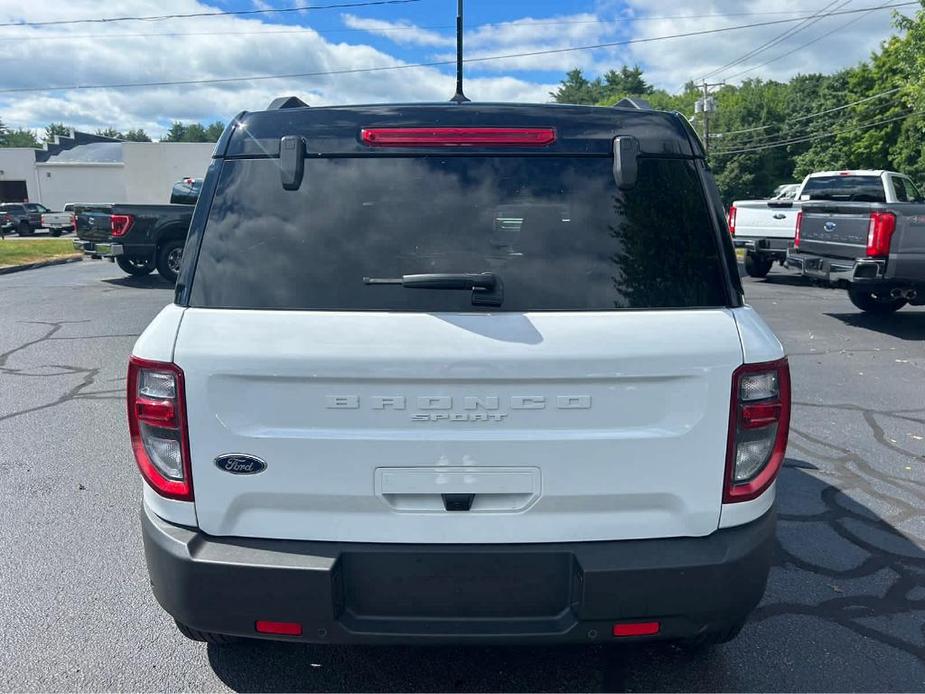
xmin=361 ymin=127 xmax=557 ymax=148
xmin=127 ymin=356 xmax=192 ymax=501
xmin=727 ymin=205 xmax=737 ymax=236
xmin=793 ymin=211 xmax=803 ymax=249
xmin=725 ymin=358 xmax=790 ymax=503
xmin=111 ymin=214 xmax=134 ymax=238
xmin=866 ymin=211 xmax=895 ymax=257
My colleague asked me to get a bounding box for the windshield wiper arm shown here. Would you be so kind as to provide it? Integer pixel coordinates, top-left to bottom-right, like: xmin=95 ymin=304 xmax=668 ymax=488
xmin=363 ymin=272 xmax=504 ymax=306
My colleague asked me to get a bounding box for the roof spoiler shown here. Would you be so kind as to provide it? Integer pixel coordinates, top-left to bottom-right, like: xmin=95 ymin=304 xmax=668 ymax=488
xmin=267 ymin=96 xmax=309 ymax=110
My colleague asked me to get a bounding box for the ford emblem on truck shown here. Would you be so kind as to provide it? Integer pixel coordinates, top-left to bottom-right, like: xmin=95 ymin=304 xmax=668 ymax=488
xmin=214 ymin=454 xmax=267 ymax=475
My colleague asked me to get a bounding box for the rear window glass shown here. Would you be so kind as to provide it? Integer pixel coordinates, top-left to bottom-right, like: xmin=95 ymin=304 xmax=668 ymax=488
xmin=189 ymin=156 xmax=729 ymax=312
xmin=800 ymin=175 xmax=885 ymax=203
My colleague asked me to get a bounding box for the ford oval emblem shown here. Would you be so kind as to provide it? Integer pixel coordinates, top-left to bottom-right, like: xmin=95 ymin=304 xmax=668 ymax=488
xmin=214 ymin=454 xmax=267 ymax=475
xmin=824 ymin=221 xmax=837 ymax=232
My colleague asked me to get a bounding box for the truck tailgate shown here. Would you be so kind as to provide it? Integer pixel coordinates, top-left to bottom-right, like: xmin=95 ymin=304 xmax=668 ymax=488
xmin=733 ymin=201 xmax=797 ymax=240
xmin=798 ymin=205 xmax=869 ymax=259
xmin=175 ymin=309 xmax=745 ymax=545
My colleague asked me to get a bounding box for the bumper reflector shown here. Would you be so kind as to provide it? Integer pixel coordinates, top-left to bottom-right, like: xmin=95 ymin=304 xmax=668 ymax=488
xmin=612 ymin=621 xmax=660 ymax=637
xmin=255 ymin=620 xmax=303 ymax=636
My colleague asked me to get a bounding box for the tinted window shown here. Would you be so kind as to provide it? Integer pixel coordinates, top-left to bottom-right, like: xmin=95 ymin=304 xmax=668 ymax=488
xmin=1 ymin=204 xmax=24 ymax=212
xmin=190 ymin=156 xmax=729 ymax=312
xmin=800 ymin=175 xmax=885 ymax=203
xmin=170 ymin=179 xmax=202 ymax=205
xmin=892 ymin=176 xmax=923 ymax=202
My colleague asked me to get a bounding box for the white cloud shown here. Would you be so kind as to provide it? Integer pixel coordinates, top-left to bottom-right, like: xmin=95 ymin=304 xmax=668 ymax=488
xmin=0 ymin=0 xmax=553 ymax=136
xmin=340 ymin=13 xmax=453 ymax=47
xmin=623 ymin=0 xmax=899 ymax=90
xmin=442 ymin=13 xmax=628 ymax=74
xmin=0 ymin=0 xmax=907 ymax=137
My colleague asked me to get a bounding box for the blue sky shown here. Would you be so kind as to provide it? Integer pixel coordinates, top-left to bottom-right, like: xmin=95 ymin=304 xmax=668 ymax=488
xmin=0 ymin=0 xmax=904 ymax=136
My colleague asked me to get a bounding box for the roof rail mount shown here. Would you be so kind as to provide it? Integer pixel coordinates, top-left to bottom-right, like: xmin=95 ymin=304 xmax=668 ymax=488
xmin=615 ymin=97 xmax=652 ymax=110
xmin=268 ymin=96 xmax=309 ymax=110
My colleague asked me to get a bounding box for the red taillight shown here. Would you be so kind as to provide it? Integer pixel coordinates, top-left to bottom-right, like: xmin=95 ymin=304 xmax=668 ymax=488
xmin=255 ymin=620 xmax=302 ymax=636
xmin=727 ymin=205 xmax=737 ymax=236
xmin=360 ymin=127 xmax=557 ymax=148
xmin=866 ymin=211 xmax=895 ymax=257
xmin=793 ymin=211 xmax=803 ymax=248
xmin=111 ymin=214 xmax=134 ymax=237
xmin=613 ymin=621 xmax=660 ymax=637
xmin=127 ymin=356 xmax=192 ymax=501
xmin=71 ymin=214 xmax=77 ymax=232
xmin=724 ymin=358 xmax=790 ymax=503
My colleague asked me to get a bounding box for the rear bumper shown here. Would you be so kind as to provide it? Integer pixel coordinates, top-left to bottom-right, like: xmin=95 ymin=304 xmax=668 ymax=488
xmin=73 ymin=239 xmax=123 ymax=258
xmin=786 ymin=250 xmax=884 ymax=284
xmin=734 ymin=237 xmax=790 ymax=259
xmin=142 ymin=503 xmax=776 ymax=645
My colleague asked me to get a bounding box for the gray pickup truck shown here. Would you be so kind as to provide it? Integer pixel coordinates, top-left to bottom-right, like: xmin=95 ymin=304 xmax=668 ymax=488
xmin=786 ymin=170 xmax=925 ymax=313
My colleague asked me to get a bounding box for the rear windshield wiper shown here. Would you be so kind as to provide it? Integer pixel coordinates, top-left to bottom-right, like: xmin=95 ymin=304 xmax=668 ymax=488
xmin=363 ymin=272 xmax=504 ymax=307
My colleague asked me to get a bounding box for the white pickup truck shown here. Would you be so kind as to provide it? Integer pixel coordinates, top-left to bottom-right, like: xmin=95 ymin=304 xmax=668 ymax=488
xmin=40 ymin=203 xmax=76 ymax=236
xmin=729 ymin=170 xmax=920 ymax=278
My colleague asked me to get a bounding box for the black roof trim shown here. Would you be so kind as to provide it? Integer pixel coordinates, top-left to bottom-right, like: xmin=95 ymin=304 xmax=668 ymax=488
xmin=226 ymin=103 xmax=703 ymax=159
xmin=614 ymin=97 xmax=653 ymax=110
xmin=267 ymin=96 xmax=310 ymax=110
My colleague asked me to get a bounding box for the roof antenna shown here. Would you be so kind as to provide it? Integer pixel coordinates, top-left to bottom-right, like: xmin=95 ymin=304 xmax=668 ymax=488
xmin=450 ymin=0 xmax=469 ymax=103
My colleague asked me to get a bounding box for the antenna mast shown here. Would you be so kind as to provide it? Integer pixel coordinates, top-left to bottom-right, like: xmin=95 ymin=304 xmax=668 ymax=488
xmin=450 ymin=0 xmax=469 ymax=103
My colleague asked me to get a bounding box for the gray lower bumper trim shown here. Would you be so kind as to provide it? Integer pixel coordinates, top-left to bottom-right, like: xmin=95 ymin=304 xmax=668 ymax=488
xmin=142 ymin=503 xmax=776 ymax=644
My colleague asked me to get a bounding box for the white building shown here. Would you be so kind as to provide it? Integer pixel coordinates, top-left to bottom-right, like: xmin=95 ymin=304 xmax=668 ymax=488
xmin=0 ymin=131 xmax=214 ymax=209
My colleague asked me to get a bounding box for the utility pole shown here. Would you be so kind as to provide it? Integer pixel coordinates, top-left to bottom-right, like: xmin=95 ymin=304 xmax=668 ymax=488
xmin=695 ymin=81 xmax=723 ymax=154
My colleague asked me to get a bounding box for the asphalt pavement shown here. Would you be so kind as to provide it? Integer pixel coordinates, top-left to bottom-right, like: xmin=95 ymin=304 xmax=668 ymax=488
xmin=0 ymin=260 xmax=923 ymax=692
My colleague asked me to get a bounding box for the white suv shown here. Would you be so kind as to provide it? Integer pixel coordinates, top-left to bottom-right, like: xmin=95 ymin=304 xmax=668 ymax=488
xmin=130 ymin=99 xmax=789 ymax=647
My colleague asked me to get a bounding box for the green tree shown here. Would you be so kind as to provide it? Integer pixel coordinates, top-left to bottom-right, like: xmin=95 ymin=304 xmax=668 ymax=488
xmin=96 ymin=127 xmax=124 ymax=139
xmin=0 ymin=119 xmax=40 ymax=148
xmin=162 ymin=121 xmax=188 ymax=142
xmin=123 ymin=128 xmax=152 ymax=142
xmin=550 ymin=69 xmax=602 ymax=104
xmin=204 ymin=121 xmax=225 ymax=141
xmin=44 ymin=122 xmax=70 ymax=143
xmin=4 ymin=128 xmax=40 ymax=148
xmin=161 ymin=120 xmax=224 ymax=142
xmin=601 ymin=66 xmax=653 ymax=100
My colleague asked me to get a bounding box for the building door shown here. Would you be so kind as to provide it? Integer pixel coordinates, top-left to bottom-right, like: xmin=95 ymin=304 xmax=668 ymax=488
xmin=0 ymin=180 xmax=28 ymax=202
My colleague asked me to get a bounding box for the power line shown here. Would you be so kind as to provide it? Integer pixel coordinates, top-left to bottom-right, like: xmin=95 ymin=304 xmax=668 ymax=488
xmin=0 ymin=0 xmax=426 ymax=29
xmin=697 ymin=0 xmax=846 ymax=82
xmin=723 ymin=1 xmax=886 ymax=81
xmin=0 ymin=2 xmax=917 ymax=95
xmin=0 ymin=7 xmax=904 ymax=42
xmin=712 ymin=87 xmax=903 ymax=136
xmin=712 ymin=110 xmax=919 ymax=155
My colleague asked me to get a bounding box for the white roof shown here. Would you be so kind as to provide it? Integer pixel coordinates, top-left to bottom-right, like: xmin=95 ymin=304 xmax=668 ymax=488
xmin=806 ymin=170 xmax=887 ymax=177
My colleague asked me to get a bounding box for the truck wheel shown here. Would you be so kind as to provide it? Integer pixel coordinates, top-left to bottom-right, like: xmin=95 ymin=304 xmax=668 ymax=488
xmin=744 ymin=253 xmax=772 ymax=278
xmin=156 ymin=240 xmax=184 ymax=284
xmin=847 ymin=286 xmax=907 ymax=314
xmin=117 ymin=255 xmax=155 ymax=276
xmin=175 ymin=620 xmax=242 ymax=645
xmin=17 ymin=221 xmax=33 ymax=237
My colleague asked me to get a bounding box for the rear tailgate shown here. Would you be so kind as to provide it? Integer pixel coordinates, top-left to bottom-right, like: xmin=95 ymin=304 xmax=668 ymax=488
xmin=733 ymin=201 xmax=797 ymax=240
xmin=798 ymin=204 xmax=870 ymax=259
xmin=76 ymin=208 xmax=113 ymax=242
xmin=175 ymin=309 xmax=744 ymax=544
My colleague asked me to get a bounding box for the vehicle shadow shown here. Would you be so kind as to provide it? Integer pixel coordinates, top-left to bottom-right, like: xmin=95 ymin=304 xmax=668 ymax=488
xmin=102 ymin=275 xmax=173 ymax=289
xmin=826 ymin=311 xmax=925 ymax=341
xmin=749 ymin=273 xmax=816 ymax=288
xmin=206 ymin=459 xmax=925 ymax=693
